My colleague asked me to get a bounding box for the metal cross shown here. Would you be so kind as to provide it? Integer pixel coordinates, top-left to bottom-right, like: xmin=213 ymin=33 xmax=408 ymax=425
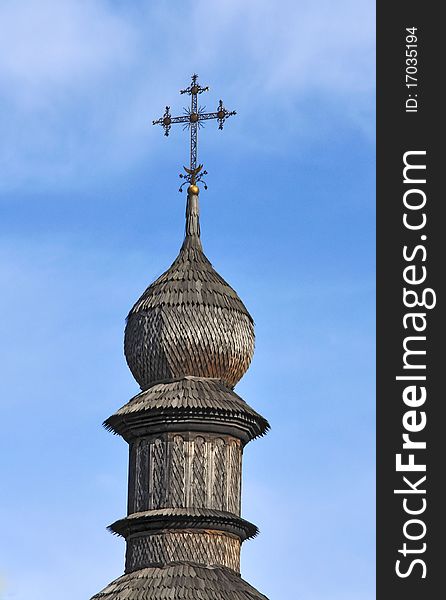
xmin=152 ymin=74 xmax=236 ymax=191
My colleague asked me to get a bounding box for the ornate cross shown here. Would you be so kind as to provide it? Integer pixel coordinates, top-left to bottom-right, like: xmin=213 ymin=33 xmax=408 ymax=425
xmin=153 ymin=74 xmax=236 ymax=192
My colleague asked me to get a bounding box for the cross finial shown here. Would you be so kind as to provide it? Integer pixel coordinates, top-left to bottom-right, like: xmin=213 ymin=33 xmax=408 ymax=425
xmin=152 ymin=74 xmax=236 ymax=192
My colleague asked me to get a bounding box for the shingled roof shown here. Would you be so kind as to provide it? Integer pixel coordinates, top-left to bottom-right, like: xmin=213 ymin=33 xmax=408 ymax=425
xmin=91 ymin=563 xmax=268 ymax=600
xmin=108 ymin=507 xmax=259 ymax=540
xmin=124 ymin=193 xmax=255 ymax=390
xmin=104 ymin=377 xmax=270 ymax=442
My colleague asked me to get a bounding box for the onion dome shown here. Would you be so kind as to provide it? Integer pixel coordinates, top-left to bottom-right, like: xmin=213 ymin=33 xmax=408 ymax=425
xmin=124 ymin=191 xmax=254 ymax=389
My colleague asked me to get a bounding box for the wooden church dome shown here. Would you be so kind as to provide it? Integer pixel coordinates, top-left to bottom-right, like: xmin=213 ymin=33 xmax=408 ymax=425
xmin=124 ymin=192 xmax=255 ymax=389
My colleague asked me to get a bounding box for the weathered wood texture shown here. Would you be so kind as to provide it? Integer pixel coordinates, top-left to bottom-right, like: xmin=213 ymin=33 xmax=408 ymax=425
xmin=109 ymin=507 xmax=258 ymax=541
xmin=125 ymin=530 xmax=241 ymax=573
xmin=105 ymin=377 xmax=269 ymax=443
xmin=91 ymin=563 xmax=269 ymax=600
xmin=127 ymin=433 xmax=242 ymax=515
xmin=124 ymin=194 xmax=255 ymax=390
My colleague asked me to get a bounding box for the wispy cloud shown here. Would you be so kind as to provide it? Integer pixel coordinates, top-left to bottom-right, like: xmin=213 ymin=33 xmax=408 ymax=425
xmin=0 ymin=0 xmax=374 ymax=192
xmin=0 ymin=1 xmax=135 ymax=103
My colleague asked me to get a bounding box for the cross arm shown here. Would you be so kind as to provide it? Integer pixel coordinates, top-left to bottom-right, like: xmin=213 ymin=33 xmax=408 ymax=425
xmin=152 ymin=106 xmax=190 ymax=136
xmin=199 ymin=104 xmax=237 ymax=130
xmin=152 ymin=115 xmax=190 ymax=125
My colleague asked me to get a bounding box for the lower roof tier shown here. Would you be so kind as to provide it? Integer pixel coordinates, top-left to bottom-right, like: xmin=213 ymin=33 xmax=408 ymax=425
xmin=90 ymin=563 xmax=268 ymax=600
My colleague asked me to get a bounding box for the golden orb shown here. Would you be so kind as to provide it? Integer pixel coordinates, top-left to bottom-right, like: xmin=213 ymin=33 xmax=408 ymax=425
xmin=191 ymin=85 xmax=199 ymax=95
xmin=163 ymin=116 xmax=171 ymax=126
xmin=190 ymin=113 xmax=199 ymax=123
xmin=188 ymin=184 xmax=199 ymax=195
xmin=217 ymin=110 xmax=225 ymax=119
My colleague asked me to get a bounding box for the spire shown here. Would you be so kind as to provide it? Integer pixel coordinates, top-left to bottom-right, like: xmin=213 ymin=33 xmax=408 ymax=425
xmin=183 ymin=189 xmax=201 ymax=246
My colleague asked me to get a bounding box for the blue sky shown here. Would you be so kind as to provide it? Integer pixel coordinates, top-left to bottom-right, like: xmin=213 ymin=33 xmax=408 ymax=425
xmin=0 ymin=1 xmax=375 ymax=599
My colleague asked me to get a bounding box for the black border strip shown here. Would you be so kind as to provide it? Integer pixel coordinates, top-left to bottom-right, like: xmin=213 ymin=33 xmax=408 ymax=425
xmin=377 ymin=2 xmax=443 ymax=597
